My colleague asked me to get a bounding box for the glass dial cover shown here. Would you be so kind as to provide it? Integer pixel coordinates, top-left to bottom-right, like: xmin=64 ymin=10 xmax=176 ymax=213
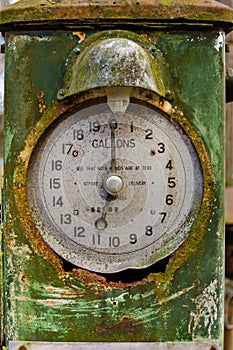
xmin=27 ymin=101 xmax=203 ymax=273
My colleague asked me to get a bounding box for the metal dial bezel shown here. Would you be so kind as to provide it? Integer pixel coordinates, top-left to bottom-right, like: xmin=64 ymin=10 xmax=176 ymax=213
xmin=26 ymin=89 xmax=205 ymax=273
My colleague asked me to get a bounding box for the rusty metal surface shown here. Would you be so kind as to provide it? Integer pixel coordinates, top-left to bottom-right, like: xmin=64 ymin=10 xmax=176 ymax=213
xmin=0 ymin=0 xmax=233 ymax=30
xmin=8 ymin=341 xmax=222 ymax=350
xmin=1 ymin=26 xmax=225 ymax=347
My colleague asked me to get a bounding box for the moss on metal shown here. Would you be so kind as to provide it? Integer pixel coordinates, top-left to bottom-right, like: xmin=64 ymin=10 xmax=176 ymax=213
xmin=2 ymin=28 xmax=225 ymax=344
xmin=57 ymin=30 xmax=172 ymax=100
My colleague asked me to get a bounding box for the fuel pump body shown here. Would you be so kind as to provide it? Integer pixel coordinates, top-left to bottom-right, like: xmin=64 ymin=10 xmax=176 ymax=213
xmin=1 ymin=1 xmax=233 ymax=349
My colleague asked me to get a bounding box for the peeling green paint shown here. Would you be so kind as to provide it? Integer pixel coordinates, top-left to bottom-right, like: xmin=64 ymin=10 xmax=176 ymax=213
xmin=0 ymin=23 xmax=227 ymax=350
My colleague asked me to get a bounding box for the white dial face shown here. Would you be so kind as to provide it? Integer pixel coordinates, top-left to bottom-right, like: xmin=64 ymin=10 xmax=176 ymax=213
xmin=27 ymin=101 xmax=203 ymax=273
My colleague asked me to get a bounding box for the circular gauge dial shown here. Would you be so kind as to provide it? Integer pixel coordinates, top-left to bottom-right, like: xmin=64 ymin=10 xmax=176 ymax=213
xmin=27 ymin=100 xmax=203 ymax=273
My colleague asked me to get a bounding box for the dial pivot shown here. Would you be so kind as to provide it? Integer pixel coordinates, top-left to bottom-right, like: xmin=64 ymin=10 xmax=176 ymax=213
xmin=103 ymin=174 xmax=124 ymax=196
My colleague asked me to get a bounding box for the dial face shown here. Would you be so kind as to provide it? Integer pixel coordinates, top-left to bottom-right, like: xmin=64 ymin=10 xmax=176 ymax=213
xmin=27 ymin=100 xmax=203 ymax=273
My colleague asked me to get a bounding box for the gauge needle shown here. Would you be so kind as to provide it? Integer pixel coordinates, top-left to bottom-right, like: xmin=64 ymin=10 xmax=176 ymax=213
xmin=105 ymin=118 xmax=124 ymax=197
xmin=95 ymin=119 xmax=118 ymax=230
xmin=110 ymin=119 xmax=116 ymax=173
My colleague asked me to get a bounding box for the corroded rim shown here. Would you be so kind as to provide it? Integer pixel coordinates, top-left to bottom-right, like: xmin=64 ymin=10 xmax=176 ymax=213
xmin=0 ymin=0 xmax=233 ymax=29
xmin=13 ymin=87 xmax=214 ymax=285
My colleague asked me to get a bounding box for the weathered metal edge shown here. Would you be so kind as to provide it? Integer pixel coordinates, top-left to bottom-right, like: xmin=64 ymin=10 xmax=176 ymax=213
xmin=8 ymin=341 xmax=222 ymax=350
xmin=0 ymin=0 xmax=233 ymax=29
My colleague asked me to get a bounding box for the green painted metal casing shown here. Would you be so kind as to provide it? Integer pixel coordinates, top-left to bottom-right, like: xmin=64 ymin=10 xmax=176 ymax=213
xmin=1 ymin=1 xmax=233 ymax=349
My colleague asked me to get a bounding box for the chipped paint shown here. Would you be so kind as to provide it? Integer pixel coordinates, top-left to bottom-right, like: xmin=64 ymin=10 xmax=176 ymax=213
xmin=214 ymin=32 xmax=225 ymax=51
xmin=158 ymin=285 xmax=195 ymax=305
xmin=1 ymin=27 xmax=225 ymax=346
xmin=189 ymin=280 xmax=219 ymax=339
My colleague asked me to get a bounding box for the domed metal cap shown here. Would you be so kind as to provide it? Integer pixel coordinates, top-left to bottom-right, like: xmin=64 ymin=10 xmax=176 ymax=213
xmin=57 ymin=31 xmax=172 ymax=99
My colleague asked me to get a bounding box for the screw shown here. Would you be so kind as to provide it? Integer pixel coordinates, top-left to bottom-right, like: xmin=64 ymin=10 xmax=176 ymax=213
xmin=72 ymin=150 xmax=79 ymax=157
xmin=151 ymin=149 xmax=156 ymax=155
xmin=58 ymin=89 xmax=65 ymax=97
xmin=73 ymin=47 xmax=81 ymax=55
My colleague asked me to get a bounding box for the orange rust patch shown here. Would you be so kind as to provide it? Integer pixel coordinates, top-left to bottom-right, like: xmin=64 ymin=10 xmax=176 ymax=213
xmin=73 ymin=31 xmax=86 ymax=43
xmin=37 ymin=90 xmax=46 ymax=114
xmin=72 ymin=268 xmax=147 ymax=290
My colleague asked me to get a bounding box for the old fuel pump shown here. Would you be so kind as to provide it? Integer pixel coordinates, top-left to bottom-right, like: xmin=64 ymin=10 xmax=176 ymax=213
xmin=0 ymin=1 xmax=233 ymax=349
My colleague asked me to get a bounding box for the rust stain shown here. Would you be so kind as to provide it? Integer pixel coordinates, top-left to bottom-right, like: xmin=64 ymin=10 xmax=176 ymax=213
xmin=72 ymin=268 xmax=147 ymax=290
xmin=37 ymin=90 xmax=46 ymax=114
xmin=95 ymin=317 xmax=144 ymax=336
xmin=73 ymin=31 xmax=86 ymax=43
xmin=141 ymin=33 xmax=148 ymax=39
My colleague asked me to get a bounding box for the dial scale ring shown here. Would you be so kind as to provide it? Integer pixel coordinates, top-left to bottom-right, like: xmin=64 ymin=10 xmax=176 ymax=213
xmin=27 ymin=96 xmax=203 ymax=273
